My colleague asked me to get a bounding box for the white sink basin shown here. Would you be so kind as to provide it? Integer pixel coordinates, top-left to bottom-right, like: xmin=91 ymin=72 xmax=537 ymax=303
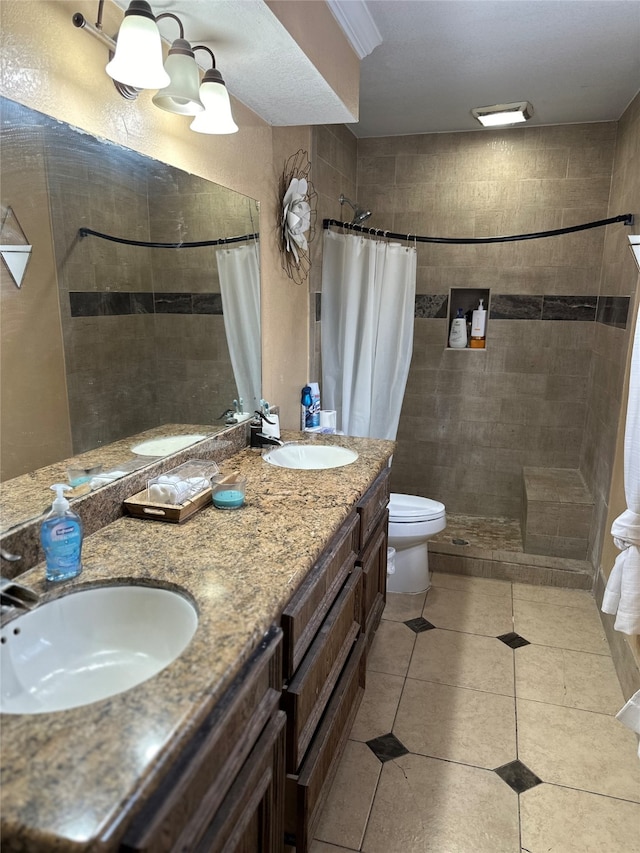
xmin=131 ymin=434 xmax=206 ymax=456
xmin=0 ymin=585 xmax=197 ymax=714
xmin=262 ymin=443 xmax=358 ymax=470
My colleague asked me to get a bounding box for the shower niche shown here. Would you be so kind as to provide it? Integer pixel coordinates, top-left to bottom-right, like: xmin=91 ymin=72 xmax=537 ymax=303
xmin=447 ymin=288 xmax=490 ymax=349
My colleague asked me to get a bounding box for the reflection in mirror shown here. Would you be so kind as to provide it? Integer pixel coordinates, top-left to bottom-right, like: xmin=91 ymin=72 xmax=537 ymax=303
xmin=0 ymin=97 xmax=260 ymax=531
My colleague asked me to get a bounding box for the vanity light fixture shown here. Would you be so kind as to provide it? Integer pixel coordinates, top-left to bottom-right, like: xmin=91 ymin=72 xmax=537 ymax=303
xmin=471 ymin=101 xmax=533 ymax=127
xmin=105 ymin=1 xmax=169 ymax=91
xmin=152 ymin=15 xmax=204 ymax=115
xmin=72 ymin=1 xmax=236 ymax=131
xmin=190 ymin=47 xmax=239 ymax=135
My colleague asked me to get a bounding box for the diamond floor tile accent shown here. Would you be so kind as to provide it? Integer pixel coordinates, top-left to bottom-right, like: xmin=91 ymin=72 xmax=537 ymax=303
xmin=404 ymin=616 xmax=436 ymax=633
xmin=366 ymin=732 xmax=409 ymax=763
xmin=494 ymin=759 xmax=543 ymax=793
xmin=497 ymin=631 xmax=530 ymax=649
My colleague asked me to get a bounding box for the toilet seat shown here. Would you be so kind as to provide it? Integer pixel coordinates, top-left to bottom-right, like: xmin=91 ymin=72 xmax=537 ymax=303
xmin=389 ymin=493 xmax=445 ymax=523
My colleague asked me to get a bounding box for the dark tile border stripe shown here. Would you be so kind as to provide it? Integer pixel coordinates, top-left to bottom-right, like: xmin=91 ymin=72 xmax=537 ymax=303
xmin=413 ymin=294 xmax=630 ymax=328
xmin=69 ymin=291 xmax=224 ymax=317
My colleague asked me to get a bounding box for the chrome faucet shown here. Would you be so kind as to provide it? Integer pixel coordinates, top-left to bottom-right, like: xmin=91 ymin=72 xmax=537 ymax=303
xmin=1 ymin=548 xmax=21 ymax=563
xmin=0 ymin=577 xmax=39 ymax=614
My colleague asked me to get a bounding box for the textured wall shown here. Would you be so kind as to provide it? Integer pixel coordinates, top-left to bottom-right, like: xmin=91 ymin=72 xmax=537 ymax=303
xmin=0 ymin=112 xmax=72 ymax=479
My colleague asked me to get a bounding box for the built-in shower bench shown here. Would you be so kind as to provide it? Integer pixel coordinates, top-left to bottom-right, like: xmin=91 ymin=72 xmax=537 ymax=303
xmin=521 ymin=467 xmax=594 ymax=561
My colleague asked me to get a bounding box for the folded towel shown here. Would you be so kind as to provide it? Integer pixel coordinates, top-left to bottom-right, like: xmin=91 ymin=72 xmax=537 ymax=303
xmin=602 ymin=509 xmax=640 ymax=635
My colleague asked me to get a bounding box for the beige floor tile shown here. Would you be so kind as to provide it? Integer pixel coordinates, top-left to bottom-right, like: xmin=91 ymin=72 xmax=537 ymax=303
xmin=431 ymin=571 xmax=513 ymax=597
xmin=422 ymin=586 xmax=514 ymax=636
xmin=362 ymin=753 xmax=520 ymax=853
xmin=310 ymin=843 xmax=357 ymax=853
xmin=520 ymin=783 xmax=640 ymax=853
xmin=515 ymin=644 xmax=625 ymax=714
xmin=382 ymin=591 xmax=427 ymax=622
xmin=314 ymin=740 xmax=382 ymax=850
xmin=512 ymin=582 xmax=596 ymax=610
xmin=349 ymin=670 xmax=405 ymax=742
xmin=513 ymin=598 xmax=609 ymax=654
xmin=367 ymin=619 xmax=416 ymax=676
xmin=394 ymin=678 xmax=517 ymax=769
xmin=517 ymin=698 xmax=640 ymax=802
xmin=408 ymin=628 xmax=515 ymax=695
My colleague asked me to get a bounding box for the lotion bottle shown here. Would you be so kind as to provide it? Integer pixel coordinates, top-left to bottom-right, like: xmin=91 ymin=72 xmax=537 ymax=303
xmin=448 ymin=308 xmax=468 ymax=348
xmin=40 ymin=484 xmax=83 ymax=582
xmin=470 ymin=299 xmax=487 ymax=348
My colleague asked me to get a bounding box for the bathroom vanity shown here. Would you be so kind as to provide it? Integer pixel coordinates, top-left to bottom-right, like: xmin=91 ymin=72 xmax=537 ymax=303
xmin=0 ymin=433 xmax=394 ymax=852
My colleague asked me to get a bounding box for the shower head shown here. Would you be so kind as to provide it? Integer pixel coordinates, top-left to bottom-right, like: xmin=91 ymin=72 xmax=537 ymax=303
xmin=339 ymin=194 xmax=372 ymax=225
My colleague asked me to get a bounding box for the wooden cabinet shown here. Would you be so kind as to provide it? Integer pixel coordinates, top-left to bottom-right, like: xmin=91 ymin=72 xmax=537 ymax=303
xmin=356 ymin=467 xmax=391 ymax=648
xmin=281 ymin=469 xmax=390 ymax=852
xmin=120 ymin=627 xmax=285 ymax=853
xmin=120 ymin=468 xmax=390 ymax=853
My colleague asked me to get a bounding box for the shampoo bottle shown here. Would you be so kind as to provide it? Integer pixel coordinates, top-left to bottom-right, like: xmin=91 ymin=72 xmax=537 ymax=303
xmin=40 ymin=484 xmax=83 ymax=582
xmin=448 ymin=308 xmax=468 ymax=348
xmin=470 ymin=299 xmax=487 ymax=348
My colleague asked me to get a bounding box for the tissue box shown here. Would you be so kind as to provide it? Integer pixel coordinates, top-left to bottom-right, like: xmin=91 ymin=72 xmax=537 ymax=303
xmin=123 ymin=459 xmax=219 ymax=523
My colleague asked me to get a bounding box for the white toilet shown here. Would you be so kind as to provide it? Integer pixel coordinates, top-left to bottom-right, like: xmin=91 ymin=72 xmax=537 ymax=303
xmin=387 ymin=493 xmax=446 ymax=594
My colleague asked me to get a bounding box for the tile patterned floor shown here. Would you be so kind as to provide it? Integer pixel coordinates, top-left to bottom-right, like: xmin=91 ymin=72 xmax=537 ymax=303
xmin=311 ymin=573 xmax=640 ymax=853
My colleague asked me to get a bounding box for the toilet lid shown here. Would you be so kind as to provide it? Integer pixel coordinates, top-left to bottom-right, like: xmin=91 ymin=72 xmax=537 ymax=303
xmin=389 ymin=493 xmax=446 ymax=522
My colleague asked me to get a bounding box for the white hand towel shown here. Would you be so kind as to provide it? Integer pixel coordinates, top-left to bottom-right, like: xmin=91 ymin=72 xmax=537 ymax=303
xmin=602 ymin=509 xmax=640 ymax=635
xmin=615 ymin=689 xmax=640 ymax=759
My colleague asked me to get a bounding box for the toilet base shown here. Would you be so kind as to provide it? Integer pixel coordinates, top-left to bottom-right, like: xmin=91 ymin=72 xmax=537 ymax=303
xmin=386 ymin=541 xmax=431 ymax=594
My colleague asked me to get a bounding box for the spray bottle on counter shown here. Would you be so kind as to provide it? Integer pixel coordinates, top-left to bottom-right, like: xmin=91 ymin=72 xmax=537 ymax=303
xmin=301 ymin=385 xmax=313 ymax=430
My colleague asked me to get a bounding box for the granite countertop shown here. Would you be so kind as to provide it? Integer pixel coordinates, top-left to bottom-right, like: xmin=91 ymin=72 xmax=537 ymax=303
xmin=0 ymin=433 xmax=395 ymax=852
xmin=0 ymin=423 xmax=228 ymax=534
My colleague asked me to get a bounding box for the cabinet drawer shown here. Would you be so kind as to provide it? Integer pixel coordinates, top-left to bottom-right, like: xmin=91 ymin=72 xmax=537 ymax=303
xmin=359 ymin=511 xmax=388 ymax=644
xmin=193 ymin=710 xmax=286 ymax=853
xmin=285 ymin=635 xmax=366 ymax=853
xmin=281 ymin=514 xmax=359 ymax=679
xmin=282 ymin=566 xmax=362 ymax=771
xmin=357 ymin=467 xmax=390 ymax=550
xmin=120 ymin=627 xmax=282 ymax=853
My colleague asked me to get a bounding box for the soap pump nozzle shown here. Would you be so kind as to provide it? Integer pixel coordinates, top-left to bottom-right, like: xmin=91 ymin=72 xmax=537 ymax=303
xmin=50 ymin=483 xmax=72 ymax=513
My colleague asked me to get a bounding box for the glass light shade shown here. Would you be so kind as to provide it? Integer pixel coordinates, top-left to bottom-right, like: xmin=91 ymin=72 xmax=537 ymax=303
xmin=152 ymin=40 xmax=204 ymax=115
xmin=190 ymin=70 xmax=238 ymax=134
xmin=106 ymin=1 xmax=170 ymax=90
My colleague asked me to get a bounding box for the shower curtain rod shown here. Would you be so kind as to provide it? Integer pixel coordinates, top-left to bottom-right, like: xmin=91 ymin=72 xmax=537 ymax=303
xmin=77 ymin=227 xmax=259 ymax=249
xmin=322 ymin=213 xmax=634 ymax=244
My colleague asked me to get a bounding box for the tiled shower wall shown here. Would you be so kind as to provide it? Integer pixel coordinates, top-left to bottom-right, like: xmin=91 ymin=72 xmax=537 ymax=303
xmin=309 ymin=124 xmax=358 ymax=379
xmin=35 ymin=106 xmax=251 ymax=454
xmin=312 ymin=118 xmax=636 ymax=549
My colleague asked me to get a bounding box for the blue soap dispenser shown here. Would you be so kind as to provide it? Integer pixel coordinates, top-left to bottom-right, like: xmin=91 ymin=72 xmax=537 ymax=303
xmin=40 ymin=484 xmax=83 ymax=582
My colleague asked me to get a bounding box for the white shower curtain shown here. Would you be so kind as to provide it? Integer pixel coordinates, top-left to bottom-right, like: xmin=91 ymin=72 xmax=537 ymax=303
xmin=216 ymin=241 xmax=261 ymax=413
xmin=602 ymin=294 xmax=640 ymax=636
xmin=321 ymin=229 xmax=417 ymax=440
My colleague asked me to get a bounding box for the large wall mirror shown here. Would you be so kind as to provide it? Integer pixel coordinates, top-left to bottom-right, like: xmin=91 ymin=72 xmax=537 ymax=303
xmin=0 ymin=97 xmax=261 ymax=531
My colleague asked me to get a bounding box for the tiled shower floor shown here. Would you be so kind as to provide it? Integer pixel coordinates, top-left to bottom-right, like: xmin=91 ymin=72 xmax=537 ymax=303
xmin=311 ymin=573 xmax=640 ymax=853
xmin=430 ymin=513 xmax=523 ymax=553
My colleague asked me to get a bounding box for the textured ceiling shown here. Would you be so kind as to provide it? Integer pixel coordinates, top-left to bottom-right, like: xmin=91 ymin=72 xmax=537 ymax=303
xmin=112 ymin=0 xmax=640 ymax=136
xmin=355 ymin=0 xmax=640 ymax=137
